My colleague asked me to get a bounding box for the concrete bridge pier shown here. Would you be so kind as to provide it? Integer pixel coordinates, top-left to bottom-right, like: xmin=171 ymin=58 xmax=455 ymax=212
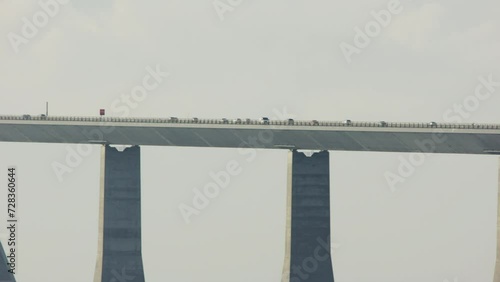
xmin=94 ymin=145 xmax=145 ymax=282
xmin=282 ymin=150 xmax=334 ymax=282
xmin=0 ymin=241 xmax=16 ymax=282
xmin=495 ymin=157 xmax=500 ymax=282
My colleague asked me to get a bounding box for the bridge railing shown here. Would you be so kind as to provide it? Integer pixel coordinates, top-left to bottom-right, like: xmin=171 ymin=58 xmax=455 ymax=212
xmin=1 ymin=115 xmax=499 ymax=130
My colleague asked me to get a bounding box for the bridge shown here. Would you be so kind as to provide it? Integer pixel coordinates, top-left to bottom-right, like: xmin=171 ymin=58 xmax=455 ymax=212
xmin=3 ymin=115 xmax=500 ymax=153
xmin=1 ymin=115 xmax=500 ymax=282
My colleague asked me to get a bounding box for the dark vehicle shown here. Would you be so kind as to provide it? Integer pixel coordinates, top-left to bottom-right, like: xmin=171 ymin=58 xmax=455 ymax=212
xmin=428 ymin=121 xmax=438 ymax=127
xmin=260 ymin=117 xmax=270 ymax=125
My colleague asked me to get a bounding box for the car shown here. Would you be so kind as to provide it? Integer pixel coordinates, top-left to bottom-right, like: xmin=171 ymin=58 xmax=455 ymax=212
xmin=22 ymin=114 xmax=31 ymax=120
xmin=233 ymin=118 xmax=242 ymax=124
xmin=343 ymin=119 xmax=352 ymax=126
xmin=379 ymin=121 xmax=387 ymax=127
xmin=428 ymin=121 xmax=438 ymax=127
xmin=260 ymin=117 xmax=270 ymax=125
xmin=287 ymin=118 xmax=294 ymax=125
xmin=169 ymin=117 xmax=179 ymax=122
xmin=191 ymin=117 xmax=199 ymax=123
xmin=221 ymin=118 xmax=229 ymax=124
xmin=245 ymin=118 xmax=252 ymax=124
xmin=40 ymin=114 xmax=47 ymax=120
xmin=312 ymin=120 xmax=319 ymax=126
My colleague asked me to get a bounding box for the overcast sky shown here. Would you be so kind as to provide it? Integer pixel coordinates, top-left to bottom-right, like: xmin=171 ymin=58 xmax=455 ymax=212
xmin=1 ymin=0 xmax=500 ymax=281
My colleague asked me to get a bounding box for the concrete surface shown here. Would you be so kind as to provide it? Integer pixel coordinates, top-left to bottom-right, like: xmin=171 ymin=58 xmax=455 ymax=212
xmin=1 ymin=118 xmax=500 ymax=154
xmin=282 ymin=150 xmax=334 ymax=282
xmin=94 ymin=145 xmax=144 ymax=282
xmin=0 ymin=241 xmax=15 ymax=282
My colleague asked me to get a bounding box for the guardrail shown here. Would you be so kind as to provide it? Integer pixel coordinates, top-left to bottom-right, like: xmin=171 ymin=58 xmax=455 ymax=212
xmin=0 ymin=115 xmax=499 ymax=130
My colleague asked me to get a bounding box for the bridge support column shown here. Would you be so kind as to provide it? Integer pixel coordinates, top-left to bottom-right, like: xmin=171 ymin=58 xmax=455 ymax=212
xmin=0 ymin=241 xmax=15 ymax=281
xmin=94 ymin=145 xmax=145 ymax=282
xmin=282 ymin=150 xmax=334 ymax=282
xmin=495 ymin=157 xmax=500 ymax=282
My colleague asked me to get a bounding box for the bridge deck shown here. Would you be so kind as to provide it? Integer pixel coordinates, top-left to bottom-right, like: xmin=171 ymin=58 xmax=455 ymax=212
xmin=1 ymin=116 xmax=500 ymax=154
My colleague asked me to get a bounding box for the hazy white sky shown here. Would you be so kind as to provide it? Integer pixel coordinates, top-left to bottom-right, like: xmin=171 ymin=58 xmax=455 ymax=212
xmin=0 ymin=0 xmax=500 ymax=281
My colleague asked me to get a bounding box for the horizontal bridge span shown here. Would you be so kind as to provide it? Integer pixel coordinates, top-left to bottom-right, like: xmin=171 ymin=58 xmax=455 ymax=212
xmin=1 ymin=116 xmax=500 ymax=154
xmin=2 ymin=115 xmax=500 ymax=130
